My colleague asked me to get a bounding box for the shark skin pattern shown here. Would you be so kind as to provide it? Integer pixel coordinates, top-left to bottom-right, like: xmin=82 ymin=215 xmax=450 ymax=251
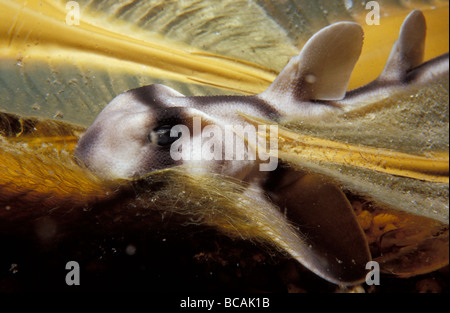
xmin=74 ymin=10 xmax=449 ymax=286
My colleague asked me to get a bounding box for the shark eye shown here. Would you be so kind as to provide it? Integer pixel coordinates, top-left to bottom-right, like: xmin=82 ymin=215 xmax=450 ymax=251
xmin=149 ymin=125 xmax=180 ymax=146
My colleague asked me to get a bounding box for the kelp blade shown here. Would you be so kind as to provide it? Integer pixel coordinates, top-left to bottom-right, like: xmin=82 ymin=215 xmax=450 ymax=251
xmin=244 ymin=76 xmax=449 ymax=224
xmin=0 ymin=1 xmax=448 ymax=126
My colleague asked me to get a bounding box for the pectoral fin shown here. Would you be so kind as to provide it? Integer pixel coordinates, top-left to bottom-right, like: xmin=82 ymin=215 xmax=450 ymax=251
xmin=261 ymin=22 xmax=364 ymax=102
xmin=270 ymin=172 xmax=371 ymax=285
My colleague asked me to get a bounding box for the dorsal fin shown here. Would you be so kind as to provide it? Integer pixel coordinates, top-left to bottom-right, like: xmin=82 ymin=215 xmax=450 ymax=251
xmin=378 ymin=10 xmax=426 ymax=82
xmin=260 ymin=22 xmax=364 ymax=102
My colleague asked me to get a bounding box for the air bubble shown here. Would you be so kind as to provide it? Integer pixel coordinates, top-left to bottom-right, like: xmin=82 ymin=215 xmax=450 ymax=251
xmin=125 ymin=244 xmax=137 ymax=256
xmin=305 ymin=74 xmax=317 ymax=84
xmin=345 ymin=0 xmax=353 ymax=10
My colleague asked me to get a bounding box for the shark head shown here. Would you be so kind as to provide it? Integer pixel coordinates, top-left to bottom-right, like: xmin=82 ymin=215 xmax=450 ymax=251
xmin=74 ymin=84 xmax=190 ymax=179
xmin=75 ymin=21 xmax=364 ymax=179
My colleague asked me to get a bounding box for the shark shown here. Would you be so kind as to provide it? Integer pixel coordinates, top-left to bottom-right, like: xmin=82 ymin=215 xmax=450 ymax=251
xmin=74 ymin=10 xmax=449 ymax=286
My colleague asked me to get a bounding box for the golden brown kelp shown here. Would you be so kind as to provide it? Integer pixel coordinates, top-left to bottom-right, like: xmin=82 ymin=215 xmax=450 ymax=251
xmin=244 ymin=76 xmax=449 ymax=224
xmin=1 ymin=1 xmax=448 ymax=126
xmin=0 ymin=113 xmax=117 ymax=219
xmin=130 ymin=168 xmax=306 ymax=259
xmin=239 ymin=73 xmax=449 ymax=278
xmin=1 ymin=110 xmax=447 ymax=284
xmin=0 ymin=112 xmax=302 ymax=262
